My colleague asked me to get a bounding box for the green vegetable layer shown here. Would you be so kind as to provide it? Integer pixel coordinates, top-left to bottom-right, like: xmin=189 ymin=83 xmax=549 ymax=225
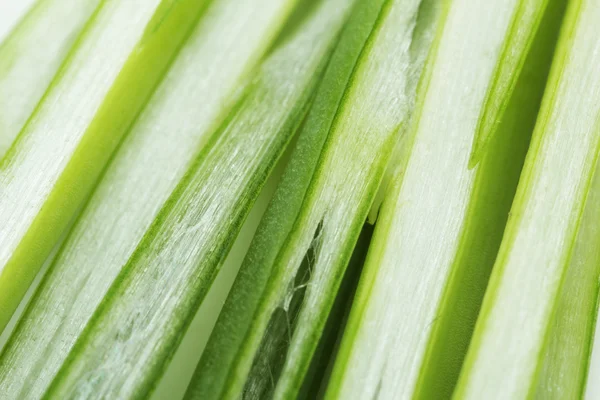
xmin=0 ymin=0 xmax=298 ymax=398
xmin=327 ymin=0 xmax=565 ymax=398
xmin=456 ymin=0 xmax=600 ymax=398
xmin=43 ymin=0 xmax=351 ymax=397
xmin=0 ymin=0 xmax=100 ymax=158
xmin=0 ymin=0 xmax=209 ymax=332
xmin=187 ymin=0 xmax=442 ymax=398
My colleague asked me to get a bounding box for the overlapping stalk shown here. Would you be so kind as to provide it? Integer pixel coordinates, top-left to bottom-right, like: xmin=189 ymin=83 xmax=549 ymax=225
xmin=41 ymin=0 xmax=353 ymax=397
xmin=186 ymin=0 xmax=443 ymax=398
xmin=1 ymin=0 xmax=597 ymax=398
xmin=0 ymin=0 xmax=210 ymax=331
xmin=456 ymin=0 xmax=600 ymax=398
xmin=0 ymin=0 xmax=100 ymax=158
xmin=0 ymin=0 xmax=298 ymax=397
xmin=327 ymin=0 xmax=566 ymax=398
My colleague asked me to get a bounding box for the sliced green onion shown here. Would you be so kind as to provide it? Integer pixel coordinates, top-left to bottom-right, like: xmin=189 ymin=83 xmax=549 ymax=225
xmin=42 ymin=0 xmax=353 ymax=397
xmin=187 ymin=0 xmax=442 ymax=398
xmin=326 ymin=0 xmax=565 ymax=398
xmin=0 ymin=0 xmax=210 ymax=331
xmin=456 ymin=0 xmax=600 ymax=397
xmin=0 ymin=0 xmax=100 ymax=158
xmin=0 ymin=0 xmax=298 ymax=398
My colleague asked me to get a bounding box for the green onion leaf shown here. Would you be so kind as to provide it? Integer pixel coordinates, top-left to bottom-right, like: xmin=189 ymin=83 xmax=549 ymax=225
xmin=187 ymin=0 xmax=442 ymax=398
xmin=0 ymin=0 xmax=100 ymax=158
xmin=456 ymin=0 xmax=600 ymax=397
xmin=326 ymin=0 xmax=565 ymax=398
xmin=42 ymin=0 xmax=353 ymax=397
xmin=0 ymin=0 xmax=298 ymax=398
xmin=0 ymin=0 xmax=210 ymax=331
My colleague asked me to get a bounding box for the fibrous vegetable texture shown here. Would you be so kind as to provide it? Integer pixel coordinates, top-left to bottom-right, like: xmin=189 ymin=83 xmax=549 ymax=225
xmin=0 ymin=0 xmax=599 ymax=399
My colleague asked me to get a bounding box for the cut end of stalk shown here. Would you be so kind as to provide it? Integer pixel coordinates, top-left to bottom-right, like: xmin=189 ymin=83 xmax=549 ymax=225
xmin=468 ymin=0 xmax=553 ymax=170
xmin=468 ymin=115 xmax=496 ymax=169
